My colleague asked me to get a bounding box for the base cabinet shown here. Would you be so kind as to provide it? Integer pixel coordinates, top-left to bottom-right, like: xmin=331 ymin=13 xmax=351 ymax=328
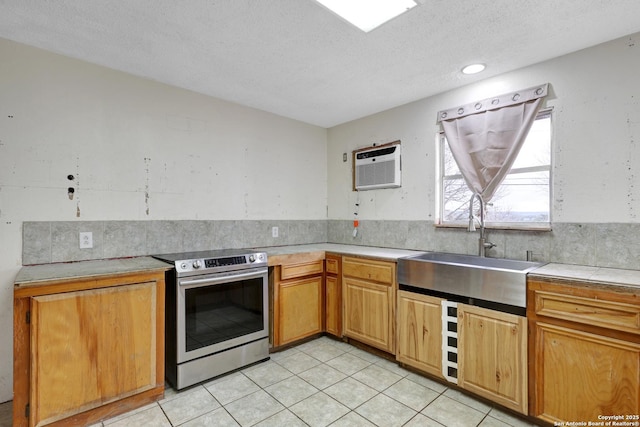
xmin=533 ymin=322 xmax=640 ymax=422
xmin=13 ymin=269 xmax=166 ymax=427
xmin=30 ymin=284 xmax=158 ymax=426
xmin=272 ymin=260 xmax=323 ymax=347
xmin=528 ymin=278 xmax=640 ymax=424
xmin=342 ymin=257 xmax=396 ymax=353
xmin=277 ymin=276 xmax=323 ymax=345
xmin=396 ymin=291 xmax=443 ymax=378
xmin=458 ymin=304 xmax=528 ymax=415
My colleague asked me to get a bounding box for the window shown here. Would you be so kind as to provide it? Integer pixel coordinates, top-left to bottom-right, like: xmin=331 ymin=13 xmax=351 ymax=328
xmin=438 ymin=111 xmax=552 ymax=228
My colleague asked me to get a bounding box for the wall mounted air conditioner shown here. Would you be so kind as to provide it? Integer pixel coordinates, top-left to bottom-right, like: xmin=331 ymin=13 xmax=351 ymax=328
xmin=354 ymin=142 xmax=401 ymax=190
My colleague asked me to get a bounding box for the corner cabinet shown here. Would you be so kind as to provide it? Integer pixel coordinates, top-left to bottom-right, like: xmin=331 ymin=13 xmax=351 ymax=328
xmin=528 ymin=278 xmax=640 ymax=424
xmin=457 ymin=304 xmax=528 ymax=415
xmin=342 ymin=256 xmax=396 ymax=354
xmin=13 ymin=263 xmax=167 ymax=427
xmin=396 ymin=291 xmax=443 ymax=378
xmin=272 ymin=259 xmax=323 ymax=347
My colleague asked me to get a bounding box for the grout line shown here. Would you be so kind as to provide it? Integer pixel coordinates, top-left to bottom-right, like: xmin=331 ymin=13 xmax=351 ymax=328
xmin=155 ymin=401 xmax=172 ymax=426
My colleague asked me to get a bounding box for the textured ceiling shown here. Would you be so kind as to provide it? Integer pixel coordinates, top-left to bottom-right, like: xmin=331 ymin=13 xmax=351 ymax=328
xmin=1 ymin=0 xmax=640 ymax=127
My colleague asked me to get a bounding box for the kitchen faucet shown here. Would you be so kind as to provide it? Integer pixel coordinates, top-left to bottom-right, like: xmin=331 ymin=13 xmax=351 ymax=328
xmin=468 ymin=193 xmax=495 ymax=257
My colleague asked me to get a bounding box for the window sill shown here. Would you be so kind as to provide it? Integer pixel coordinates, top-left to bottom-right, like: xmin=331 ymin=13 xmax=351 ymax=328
xmin=435 ymin=223 xmax=552 ymax=232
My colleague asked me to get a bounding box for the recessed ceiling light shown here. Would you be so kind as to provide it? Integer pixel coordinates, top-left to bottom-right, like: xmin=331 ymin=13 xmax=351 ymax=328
xmin=316 ymin=0 xmax=418 ymax=33
xmin=462 ymin=63 xmax=486 ymax=75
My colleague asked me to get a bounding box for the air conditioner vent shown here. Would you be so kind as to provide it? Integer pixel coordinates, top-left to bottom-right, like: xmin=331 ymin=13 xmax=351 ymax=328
xmin=354 ymin=143 xmax=401 ymax=191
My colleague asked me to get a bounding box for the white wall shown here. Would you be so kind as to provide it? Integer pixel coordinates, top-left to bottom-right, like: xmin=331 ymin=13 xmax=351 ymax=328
xmin=0 ymin=39 xmax=327 ymax=402
xmin=328 ymin=32 xmax=640 ymax=224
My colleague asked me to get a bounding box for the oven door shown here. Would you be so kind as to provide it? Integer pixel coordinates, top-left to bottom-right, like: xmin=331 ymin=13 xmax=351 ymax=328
xmin=176 ymin=267 xmax=268 ymax=364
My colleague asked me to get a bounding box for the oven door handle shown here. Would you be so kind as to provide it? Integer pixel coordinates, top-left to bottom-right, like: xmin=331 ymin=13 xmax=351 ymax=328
xmin=178 ymin=269 xmax=267 ymax=287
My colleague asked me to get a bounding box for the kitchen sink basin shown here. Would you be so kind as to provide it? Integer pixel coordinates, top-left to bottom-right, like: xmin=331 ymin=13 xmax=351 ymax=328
xmin=405 ymin=252 xmax=541 ymax=272
xmin=397 ymin=252 xmax=545 ymax=309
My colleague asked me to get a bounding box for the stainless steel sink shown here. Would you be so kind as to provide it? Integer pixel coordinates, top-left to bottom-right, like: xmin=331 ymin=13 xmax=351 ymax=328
xmin=405 ymin=252 xmax=541 ymax=272
xmin=397 ymin=252 xmax=545 ymax=309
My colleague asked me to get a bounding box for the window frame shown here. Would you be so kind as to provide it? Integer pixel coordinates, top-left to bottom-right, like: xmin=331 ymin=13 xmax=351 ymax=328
xmin=436 ymin=109 xmax=553 ymax=231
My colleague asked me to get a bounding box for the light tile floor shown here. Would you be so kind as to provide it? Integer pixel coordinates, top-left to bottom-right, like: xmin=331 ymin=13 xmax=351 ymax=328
xmin=2 ymin=337 xmax=542 ymax=427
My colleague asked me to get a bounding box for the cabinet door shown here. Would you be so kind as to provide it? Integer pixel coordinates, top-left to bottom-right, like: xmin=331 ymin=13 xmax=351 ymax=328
xmin=458 ymin=304 xmax=527 ymax=414
xmin=278 ymin=276 xmax=323 ymax=346
xmin=30 ymin=282 xmax=157 ymax=427
xmin=343 ymin=277 xmax=393 ymax=353
xmin=325 ymin=274 xmax=342 ymax=337
xmin=396 ymin=291 xmax=443 ymax=378
xmin=533 ymin=322 xmax=640 ymax=424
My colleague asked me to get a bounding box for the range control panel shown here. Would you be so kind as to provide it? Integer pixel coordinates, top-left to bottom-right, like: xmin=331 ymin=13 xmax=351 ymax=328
xmin=205 ymin=256 xmax=247 ymax=268
xmin=153 ymin=250 xmax=267 ymax=276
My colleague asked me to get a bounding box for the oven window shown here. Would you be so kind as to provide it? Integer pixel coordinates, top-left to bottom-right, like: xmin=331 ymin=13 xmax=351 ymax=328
xmin=184 ymin=277 xmax=264 ymax=352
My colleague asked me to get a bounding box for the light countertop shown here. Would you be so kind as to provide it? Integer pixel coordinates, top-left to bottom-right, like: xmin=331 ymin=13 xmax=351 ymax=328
xmin=15 ymin=245 xmax=640 ymax=292
xmin=13 ymin=245 xmax=421 ymax=286
xmin=15 ymin=256 xmax=171 ymax=286
xmin=255 ymin=243 xmax=425 ymax=264
xmin=529 ymin=263 xmax=640 ymax=289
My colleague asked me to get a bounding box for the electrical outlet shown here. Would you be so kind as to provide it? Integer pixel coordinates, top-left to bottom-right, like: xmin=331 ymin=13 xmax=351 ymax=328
xmin=79 ymin=231 xmax=93 ymax=249
xmin=271 ymin=226 xmax=279 ymax=238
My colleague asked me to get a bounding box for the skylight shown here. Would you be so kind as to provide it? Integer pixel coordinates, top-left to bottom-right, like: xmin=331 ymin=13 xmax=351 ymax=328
xmin=316 ymin=0 xmax=418 ymax=32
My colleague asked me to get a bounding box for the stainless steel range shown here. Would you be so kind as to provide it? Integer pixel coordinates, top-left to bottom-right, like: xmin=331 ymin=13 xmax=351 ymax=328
xmin=153 ymin=249 xmax=269 ymax=390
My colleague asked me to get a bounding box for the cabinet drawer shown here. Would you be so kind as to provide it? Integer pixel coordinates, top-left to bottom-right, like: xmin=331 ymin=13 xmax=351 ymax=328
xmin=326 ymin=258 xmax=339 ymax=275
xmin=280 ymin=260 xmax=324 ymax=280
xmin=533 ymin=289 xmax=640 ymax=335
xmin=343 ymin=257 xmax=395 ymax=285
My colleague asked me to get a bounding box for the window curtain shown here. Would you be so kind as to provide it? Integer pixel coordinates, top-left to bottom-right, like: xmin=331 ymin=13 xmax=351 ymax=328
xmin=437 ymin=84 xmax=548 ymax=203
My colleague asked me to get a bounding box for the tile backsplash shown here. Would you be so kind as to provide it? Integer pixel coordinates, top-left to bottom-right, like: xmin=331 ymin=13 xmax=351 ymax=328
xmin=22 ymin=220 xmax=327 ymax=265
xmin=327 ymin=220 xmax=640 ymax=270
xmin=23 ymin=219 xmax=640 ymax=270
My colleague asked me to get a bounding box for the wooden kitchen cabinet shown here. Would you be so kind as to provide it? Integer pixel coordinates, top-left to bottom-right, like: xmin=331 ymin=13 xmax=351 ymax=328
xmin=396 ymin=291 xmax=443 ymax=378
xmin=528 ymin=278 xmax=640 ymax=424
xmin=458 ymin=304 xmax=528 ymax=414
xmin=342 ymin=256 xmax=396 ymax=353
xmin=325 ymin=254 xmax=342 ymax=337
xmin=13 ymin=263 xmax=167 ymax=427
xmin=272 ymin=259 xmax=323 ymax=347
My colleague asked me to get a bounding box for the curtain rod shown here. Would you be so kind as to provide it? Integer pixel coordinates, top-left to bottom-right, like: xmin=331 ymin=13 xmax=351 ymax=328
xmin=436 ymin=83 xmax=549 ymax=123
